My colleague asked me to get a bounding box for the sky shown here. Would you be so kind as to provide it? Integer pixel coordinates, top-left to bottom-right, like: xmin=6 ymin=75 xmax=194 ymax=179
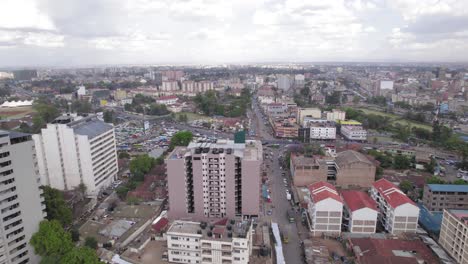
xmin=1 ymin=0 xmax=468 ymax=67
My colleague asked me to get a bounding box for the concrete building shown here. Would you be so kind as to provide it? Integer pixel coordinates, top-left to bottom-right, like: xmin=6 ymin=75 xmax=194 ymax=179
xmin=300 ymin=120 xmax=336 ymax=141
xmin=307 ymin=182 xmax=343 ymax=236
xmin=166 ymin=140 xmax=262 ymax=220
xmin=33 ymin=115 xmax=118 ymax=196
xmin=277 ymin=74 xmax=292 ymax=90
xmin=289 ymin=153 xmax=328 ymax=186
xmin=335 ymin=150 xmax=375 ymax=188
xmin=297 ymin=108 xmax=321 ymax=125
xmin=113 ymin=89 xmax=127 ymax=100
xmin=325 ymin=109 xmax=346 ymax=122
xmin=161 ymin=81 xmax=179 ymax=92
xmin=439 ymin=209 xmax=468 ymax=264
xmin=0 ymin=130 xmax=46 ymax=264
xmin=340 ymin=124 xmax=367 ymax=141
xmin=423 ymin=184 xmax=468 ymax=211
xmin=294 ymin=74 xmax=305 ymax=86
xmin=156 ymin=95 xmax=178 ymax=105
xmin=272 ymin=120 xmax=299 ymax=139
xmin=370 ymin=179 xmax=419 ymax=234
xmin=167 ymin=219 xmax=253 ymax=264
xmin=341 ymin=191 xmax=378 ymax=234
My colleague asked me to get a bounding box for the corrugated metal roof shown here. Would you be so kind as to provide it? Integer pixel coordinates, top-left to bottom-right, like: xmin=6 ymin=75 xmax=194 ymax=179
xmin=427 ymin=184 xmax=468 ymax=193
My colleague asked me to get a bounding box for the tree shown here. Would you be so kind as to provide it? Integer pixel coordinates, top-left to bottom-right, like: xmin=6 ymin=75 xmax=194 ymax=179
xmin=170 ymin=131 xmax=193 ymax=149
xmin=118 ymin=152 xmax=130 ymax=159
xmin=71 ymin=228 xmax=80 ymax=242
xmin=393 ymin=155 xmax=411 ymax=170
xmin=129 ymin=154 xmax=155 ymax=176
xmin=103 ymin=110 xmax=115 ymax=123
xmin=61 ymin=247 xmax=102 ymax=264
xmin=116 ymin=186 xmax=130 ymax=200
xmin=453 ymin=179 xmax=468 ymax=185
xmin=399 ymin=180 xmax=413 ymax=194
xmin=325 ymin=91 xmax=341 ymax=105
xmin=84 ymin=237 xmax=98 ymax=249
xmin=41 ymin=186 xmax=73 ymax=227
xmin=426 ymin=176 xmax=446 ymax=184
xmin=30 ymin=220 xmax=74 ymax=259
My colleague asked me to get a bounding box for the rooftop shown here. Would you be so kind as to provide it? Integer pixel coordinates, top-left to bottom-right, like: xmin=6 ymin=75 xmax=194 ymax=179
xmin=336 ymin=150 xmax=373 ymax=167
xmin=339 ymin=120 xmax=362 ymax=125
xmin=373 ymin=179 xmax=416 ymax=208
xmin=308 ymin=181 xmax=342 ymax=203
xmin=350 ymin=238 xmax=438 ymax=264
xmin=427 ymin=184 xmax=468 ymax=193
xmin=449 ymin=209 xmax=468 ymax=225
xmin=341 ymin=190 xmax=378 ymax=212
xmin=167 ymin=219 xmax=252 ymax=242
xmin=169 ymin=139 xmax=262 ymax=161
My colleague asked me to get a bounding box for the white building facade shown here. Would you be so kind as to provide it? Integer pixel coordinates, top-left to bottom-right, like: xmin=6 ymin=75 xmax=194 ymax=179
xmin=307 ymin=182 xmax=343 ymax=236
xmin=340 ymin=125 xmax=367 ymax=141
xmin=0 ymin=131 xmax=46 ymax=264
xmin=370 ymin=179 xmax=419 ymax=234
xmin=33 ymin=115 xmax=118 ymax=196
xmin=341 ymin=190 xmax=378 ymax=234
xmin=167 ymin=220 xmax=253 ymax=264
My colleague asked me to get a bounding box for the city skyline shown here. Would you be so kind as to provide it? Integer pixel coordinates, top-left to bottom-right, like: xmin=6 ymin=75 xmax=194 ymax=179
xmin=2 ymin=0 xmax=468 ymax=67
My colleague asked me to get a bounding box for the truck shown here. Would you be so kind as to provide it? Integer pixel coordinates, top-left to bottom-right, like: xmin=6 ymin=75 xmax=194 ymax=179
xmin=286 ymin=192 xmax=291 ymax=201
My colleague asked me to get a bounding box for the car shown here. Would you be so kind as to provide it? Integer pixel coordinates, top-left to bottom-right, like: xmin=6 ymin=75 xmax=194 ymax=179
xmin=267 ymin=209 xmax=272 ymax=215
xmin=283 ymin=179 xmax=287 ymax=183
xmin=284 ymin=183 xmax=288 ymax=187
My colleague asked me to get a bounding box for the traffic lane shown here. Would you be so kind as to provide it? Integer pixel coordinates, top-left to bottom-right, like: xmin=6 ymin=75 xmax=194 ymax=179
xmin=268 ymin=148 xmax=303 ymax=264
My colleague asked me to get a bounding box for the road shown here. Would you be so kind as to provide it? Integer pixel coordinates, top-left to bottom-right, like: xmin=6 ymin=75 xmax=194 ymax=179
xmin=263 ymin=146 xmax=304 ymax=264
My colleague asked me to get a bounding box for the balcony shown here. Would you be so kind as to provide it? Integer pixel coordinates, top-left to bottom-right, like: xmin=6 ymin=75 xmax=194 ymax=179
xmin=221 ymin=244 xmax=231 ymax=250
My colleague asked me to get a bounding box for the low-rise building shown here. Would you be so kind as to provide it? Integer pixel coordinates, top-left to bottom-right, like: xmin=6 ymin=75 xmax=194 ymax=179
xmin=304 ymin=121 xmax=336 ymax=141
xmin=341 ymin=125 xmax=367 ymax=141
xmin=335 ymin=150 xmax=376 ymax=188
xmin=326 ymin=109 xmax=346 ymax=122
xmin=297 ymin=108 xmax=321 ymax=125
xmin=307 ymin=182 xmax=343 ymax=236
xmin=349 ymin=237 xmax=439 ymax=264
xmin=423 ymin=184 xmax=468 ymax=211
xmin=341 ymin=190 xmax=378 ymax=234
xmin=156 ymin=95 xmax=178 ymax=105
xmin=439 ymin=209 xmax=468 ymax=264
xmin=290 ymin=153 xmax=328 ymax=186
xmin=167 ymin=219 xmax=253 ymax=264
xmin=370 ymin=179 xmax=419 ymax=234
xmin=272 ymin=119 xmax=299 ymax=138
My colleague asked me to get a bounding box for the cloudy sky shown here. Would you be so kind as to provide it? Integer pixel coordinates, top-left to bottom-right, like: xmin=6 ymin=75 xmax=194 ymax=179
xmin=1 ymin=0 xmax=468 ymax=67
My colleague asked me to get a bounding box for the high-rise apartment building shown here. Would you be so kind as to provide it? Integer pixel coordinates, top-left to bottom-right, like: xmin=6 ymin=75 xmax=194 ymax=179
xmin=0 ymin=130 xmax=46 ymax=264
xmin=166 ymin=140 xmax=262 ymax=220
xmin=439 ymin=209 xmax=468 ymax=264
xmin=33 ymin=115 xmax=118 ymax=196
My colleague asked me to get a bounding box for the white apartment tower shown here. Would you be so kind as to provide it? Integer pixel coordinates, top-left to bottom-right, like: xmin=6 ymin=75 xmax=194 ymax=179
xmin=0 ymin=130 xmax=46 ymax=264
xmin=33 ymin=115 xmax=118 ymax=196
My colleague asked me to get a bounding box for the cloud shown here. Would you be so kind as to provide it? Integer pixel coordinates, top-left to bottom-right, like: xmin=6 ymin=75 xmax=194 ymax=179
xmin=1 ymin=0 xmax=468 ymax=66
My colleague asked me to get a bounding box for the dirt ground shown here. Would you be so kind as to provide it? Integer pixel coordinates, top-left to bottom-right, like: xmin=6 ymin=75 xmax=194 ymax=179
xmin=122 ymin=240 xmax=169 ymax=264
xmin=314 ymin=237 xmax=347 ymax=256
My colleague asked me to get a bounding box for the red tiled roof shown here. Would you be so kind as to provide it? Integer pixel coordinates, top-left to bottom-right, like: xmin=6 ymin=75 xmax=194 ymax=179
xmin=308 ymin=181 xmax=342 ymax=203
xmin=350 ymin=238 xmax=438 ymax=264
xmin=372 ymin=179 xmax=416 ymax=208
xmin=341 ymin=190 xmax=377 ymax=212
xmin=152 ymin=217 xmax=169 ymax=232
